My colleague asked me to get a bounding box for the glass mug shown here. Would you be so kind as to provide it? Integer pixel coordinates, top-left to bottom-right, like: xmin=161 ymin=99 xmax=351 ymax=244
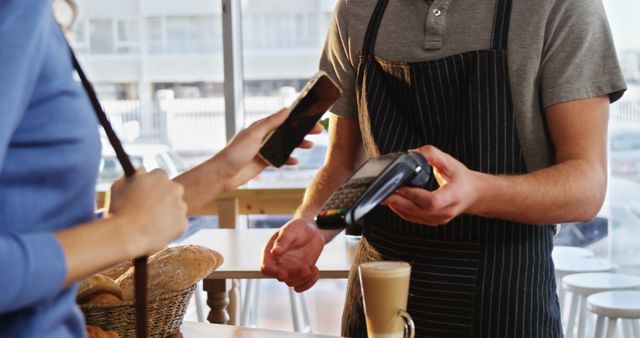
xmin=358 ymin=261 xmax=415 ymax=338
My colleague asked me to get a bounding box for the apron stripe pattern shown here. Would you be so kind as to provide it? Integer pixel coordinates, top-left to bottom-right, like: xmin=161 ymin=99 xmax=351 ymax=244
xmin=342 ymin=0 xmax=563 ymax=337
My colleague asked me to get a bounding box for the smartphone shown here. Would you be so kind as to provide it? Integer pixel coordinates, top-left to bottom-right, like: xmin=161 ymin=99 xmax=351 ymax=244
xmin=258 ymin=71 xmax=341 ymax=167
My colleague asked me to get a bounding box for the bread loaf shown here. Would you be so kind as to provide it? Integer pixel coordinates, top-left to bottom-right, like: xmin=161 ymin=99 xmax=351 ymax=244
xmin=87 ymin=325 xmax=120 ymax=338
xmin=77 ymin=274 xmax=124 ymax=304
xmin=117 ymin=245 xmax=223 ymax=300
xmin=99 ymin=260 xmax=133 ymax=280
xmin=86 ymin=292 xmax=122 ymax=305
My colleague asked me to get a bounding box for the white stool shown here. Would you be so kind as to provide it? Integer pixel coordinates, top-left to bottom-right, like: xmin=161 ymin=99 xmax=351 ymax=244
xmin=552 ymin=246 xmax=595 ymax=312
xmin=588 ymin=290 xmax=640 ymax=338
xmin=555 ymin=257 xmax=617 ymax=325
xmin=552 ymin=246 xmax=595 ymax=261
xmin=240 ymin=279 xmax=312 ymax=333
xmin=562 ymin=273 xmax=640 ymax=338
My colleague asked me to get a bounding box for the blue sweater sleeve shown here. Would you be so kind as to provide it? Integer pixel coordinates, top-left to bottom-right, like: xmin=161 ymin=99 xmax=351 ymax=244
xmin=0 ymin=233 xmax=68 ymax=314
xmin=0 ymin=1 xmax=68 ymax=315
xmin=0 ymin=0 xmax=48 ymax=167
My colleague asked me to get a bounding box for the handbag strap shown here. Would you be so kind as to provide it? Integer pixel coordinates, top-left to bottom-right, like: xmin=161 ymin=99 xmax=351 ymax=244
xmin=69 ymin=47 xmax=149 ymax=338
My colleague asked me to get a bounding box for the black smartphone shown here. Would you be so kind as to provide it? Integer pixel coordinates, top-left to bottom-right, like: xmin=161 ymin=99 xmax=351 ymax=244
xmin=259 ymin=71 xmax=341 ymax=167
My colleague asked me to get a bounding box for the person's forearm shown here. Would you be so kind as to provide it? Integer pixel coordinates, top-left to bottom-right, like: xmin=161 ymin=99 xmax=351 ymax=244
xmin=174 ymin=155 xmax=228 ymax=216
xmin=470 ymin=157 xmax=606 ymax=224
xmin=55 ymin=217 xmax=135 ymax=287
xmin=295 ymin=160 xmax=362 ymax=243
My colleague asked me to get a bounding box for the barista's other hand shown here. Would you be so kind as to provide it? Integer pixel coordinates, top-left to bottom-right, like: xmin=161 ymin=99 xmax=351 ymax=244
xmin=261 ymin=218 xmax=325 ymax=292
xmin=217 ymin=108 xmax=323 ymax=191
xmin=384 ymin=145 xmax=481 ymax=226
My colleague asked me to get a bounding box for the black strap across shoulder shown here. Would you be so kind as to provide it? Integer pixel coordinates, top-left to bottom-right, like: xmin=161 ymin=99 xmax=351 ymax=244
xmin=68 ymin=46 xmax=150 ymax=338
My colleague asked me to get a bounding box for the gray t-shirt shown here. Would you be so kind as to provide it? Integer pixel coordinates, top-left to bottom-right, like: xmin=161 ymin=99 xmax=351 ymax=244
xmin=319 ymin=0 xmax=627 ymax=171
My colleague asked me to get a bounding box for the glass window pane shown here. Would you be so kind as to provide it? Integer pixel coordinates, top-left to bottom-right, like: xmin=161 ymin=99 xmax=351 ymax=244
xmin=117 ymin=20 xmax=138 ymax=42
xmin=147 ymin=17 xmax=164 ymax=53
xmin=242 ymin=0 xmax=335 ymax=188
xmin=166 ymin=16 xmax=190 ymax=53
xmin=586 ymin=0 xmax=640 ymax=273
xmin=70 ymin=1 xmax=225 ymax=191
xmin=89 ymin=19 xmax=113 ymax=54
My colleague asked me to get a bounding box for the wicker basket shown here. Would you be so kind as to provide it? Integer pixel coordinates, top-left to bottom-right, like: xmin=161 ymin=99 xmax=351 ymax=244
xmin=81 ymin=284 xmax=196 ymax=338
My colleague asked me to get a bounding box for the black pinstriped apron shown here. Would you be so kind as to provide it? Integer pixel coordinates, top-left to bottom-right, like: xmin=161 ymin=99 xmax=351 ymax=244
xmin=341 ymin=0 xmax=563 ymax=337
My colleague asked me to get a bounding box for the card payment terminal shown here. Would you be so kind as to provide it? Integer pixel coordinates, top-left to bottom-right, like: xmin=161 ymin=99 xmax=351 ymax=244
xmin=316 ymin=152 xmax=430 ymax=229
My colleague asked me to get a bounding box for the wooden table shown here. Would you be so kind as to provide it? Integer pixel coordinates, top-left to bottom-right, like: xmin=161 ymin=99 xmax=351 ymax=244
xmin=179 ymin=321 xmax=340 ymax=337
xmin=178 ymin=228 xmax=358 ymax=325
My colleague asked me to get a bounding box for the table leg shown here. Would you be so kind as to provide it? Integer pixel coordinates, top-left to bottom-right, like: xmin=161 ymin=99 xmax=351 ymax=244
xmin=228 ymin=279 xmax=240 ymax=325
xmin=204 ymin=279 xmax=229 ymax=324
xmin=203 ymin=279 xmax=239 ymax=325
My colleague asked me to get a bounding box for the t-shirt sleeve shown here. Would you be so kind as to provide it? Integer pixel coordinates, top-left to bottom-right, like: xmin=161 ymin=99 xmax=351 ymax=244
xmin=539 ymin=0 xmax=627 ymax=108
xmin=318 ymin=0 xmax=359 ymax=120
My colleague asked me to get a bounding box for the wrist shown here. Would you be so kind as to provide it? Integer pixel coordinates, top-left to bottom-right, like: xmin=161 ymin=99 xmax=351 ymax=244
xmin=294 ymin=210 xmax=337 ymax=244
xmin=466 ymin=171 xmax=500 ymax=217
xmin=108 ymin=214 xmax=147 ymax=259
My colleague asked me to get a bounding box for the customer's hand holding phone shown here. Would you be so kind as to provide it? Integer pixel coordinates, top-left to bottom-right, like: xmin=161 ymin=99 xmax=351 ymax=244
xmin=215 ymin=108 xmax=324 ymax=192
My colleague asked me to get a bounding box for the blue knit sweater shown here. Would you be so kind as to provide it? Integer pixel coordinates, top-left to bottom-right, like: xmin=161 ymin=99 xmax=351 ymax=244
xmin=0 ymin=0 xmax=101 ymax=336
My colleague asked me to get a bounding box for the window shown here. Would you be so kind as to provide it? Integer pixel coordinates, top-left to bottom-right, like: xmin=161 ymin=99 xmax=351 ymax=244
xmin=116 ymin=20 xmax=140 ymax=54
xmin=70 ymin=1 xmax=226 ymax=181
xmin=71 ymin=19 xmax=89 ymax=54
xmin=147 ymin=15 xmax=222 ymax=54
xmin=243 ymin=12 xmax=319 ymax=52
xmin=147 ymin=17 xmax=165 ymax=53
xmin=242 ymin=0 xmax=335 ymax=189
xmin=601 ymin=0 xmax=640 ymax=273
xmin=89 ymin=19 xmax=113 ymax=54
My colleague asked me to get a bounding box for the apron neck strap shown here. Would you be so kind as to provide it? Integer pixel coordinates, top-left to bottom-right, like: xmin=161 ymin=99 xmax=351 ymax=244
xmin=360 ymin=0 xmax=389 ymax=58
xmin=490 ymin=0 xmax=514 ymax=50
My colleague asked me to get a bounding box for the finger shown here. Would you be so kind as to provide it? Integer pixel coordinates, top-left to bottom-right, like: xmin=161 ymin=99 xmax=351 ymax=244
xmin=386 ymin=203 xmax=437 ymax=226
xmin=254 ymin=108 xmax=290 ymax=134
xmin=149 ymin=168 xmax=169 ymax=179
xmin=271 ymin=230 xmax=296 ymax=257
xmin=415 ymin=145 xmax=454 ymax=179
xmin=398 ymin=184 xmax=459 ymax=212
xmin=284 ymin=157 xmax=299 ymax=166
xmin=297 ymin=139 xmax=314 ymax=149
xmin=294 ymin=270 xmax=320 ymax=292
xmin=393 ymin=187 xmax=439 ymax=210
xmin=261 ymin=234 xmax=287 ymax=279
xmin=289 ymin=265 xmax=318 ymax=289
xmin=261 ymin=264 xmax=287 ymax=281
xmin=384 ymin=193 xmax=424 ymax=216
xmin=309 ymin=123 xmax=324 ymax=134
xmin=283 ymin=266 xmax=314 ymax=286
xmin=390 ymin=193 xmax=460 ymax=226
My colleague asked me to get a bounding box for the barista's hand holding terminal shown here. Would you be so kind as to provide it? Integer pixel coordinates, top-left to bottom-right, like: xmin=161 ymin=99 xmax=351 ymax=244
xmin=262 ymin=0 xmax=626 ymax=337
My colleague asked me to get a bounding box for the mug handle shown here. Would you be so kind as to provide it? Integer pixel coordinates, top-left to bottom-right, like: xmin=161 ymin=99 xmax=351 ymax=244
xmin=398 ymin=310 xmax=415 ymax=338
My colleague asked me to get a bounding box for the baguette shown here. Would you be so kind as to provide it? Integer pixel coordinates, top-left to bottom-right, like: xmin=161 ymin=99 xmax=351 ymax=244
xmin=77 ymin=274 xmax=123 ymax=304
xmin=117 ymin=245 xmax=223 ymax=300
xmin=99 ymin=260 xmax=133 ymax=280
